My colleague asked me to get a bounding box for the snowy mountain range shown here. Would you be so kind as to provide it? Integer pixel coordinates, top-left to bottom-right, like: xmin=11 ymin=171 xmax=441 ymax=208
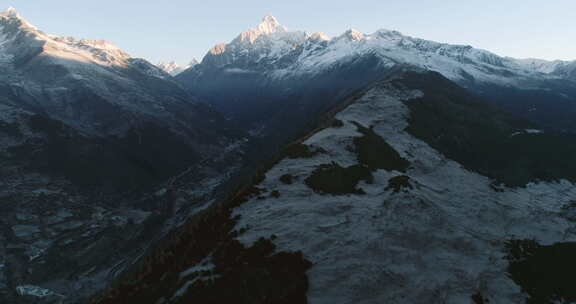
xmin=178 ymin=15 xmax=576 ymax=135
xmin=157 ymin=59 xmax=198 ymax=76
xmin=183 ymin=14 xmax=575 ymax=83
xmin=3 ymin=10 xmax=576 ymax=304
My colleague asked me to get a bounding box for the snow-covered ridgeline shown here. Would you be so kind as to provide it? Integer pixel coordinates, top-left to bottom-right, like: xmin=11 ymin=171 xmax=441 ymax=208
xmin=232 ymin=80 xmax=576 ymax=303
xmin=157 ymin=59 xmax=199 ymax=76
xmin=0 ymin=7 xmax=130 ymax=67
xmin=0 ymin=7 xmax=207 ymax=137
xmin=198 ymin=15 xmax=574 ymax=85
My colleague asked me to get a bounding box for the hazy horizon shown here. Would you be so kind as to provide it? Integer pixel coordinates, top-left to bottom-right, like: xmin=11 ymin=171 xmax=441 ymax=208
xmin=4 ymin=0 xmax=575 ymax=65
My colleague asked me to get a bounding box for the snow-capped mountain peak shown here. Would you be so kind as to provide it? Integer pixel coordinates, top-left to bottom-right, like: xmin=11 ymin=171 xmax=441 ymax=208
xmin=258 ymin=14 xmax=286 ymax=34
xmin=208 ymin=43 xmax=227 ymax=55
xmin=2 ymin=6 xmax=18 ymax=17
xmin=0 ymin=10 xmax=133 ymax=68
xmin=189 ymin=57 xmax=199 ymax=66
xmin=0 ymin=6 xmax=38 ymax=31
xmin=0 ymin=10 xmax=215 ymax=137
xmin=186 ymin=15 xmax=576 ymax=97
xmin=157 ymin=61 xmax=180 ymax=73
xmin=157 ymin=59 xmax=198 ymax=75
xmin=339 ymin=28 xmax=365 ymax=41
xmin=236 ymin=14 xmax=288 ymax=44
xmin=309 ymin=32 xmax=331 ymax=41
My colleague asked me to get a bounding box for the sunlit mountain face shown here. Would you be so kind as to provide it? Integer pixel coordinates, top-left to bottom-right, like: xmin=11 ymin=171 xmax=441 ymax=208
xmin=2 ymin=9 xmax=576 ymax=304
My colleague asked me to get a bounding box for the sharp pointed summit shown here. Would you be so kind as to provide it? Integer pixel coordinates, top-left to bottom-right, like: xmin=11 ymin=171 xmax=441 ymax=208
xmin=258 ymin=14 xmax=286 ymax=34
xmin=3 ymin=6 xmax=18 ymax=16
xmin=0 ymin=6 xmax=23 ymax=19
xmin=156 ymin=59 xmax=199 ymax=75
xmin=233 ymin=14 xmax=289 ymax=43
xmin=262 ymin=14 xmax=279 ymax=24
xmin=1 ymin=7 xmax=40 ymax=32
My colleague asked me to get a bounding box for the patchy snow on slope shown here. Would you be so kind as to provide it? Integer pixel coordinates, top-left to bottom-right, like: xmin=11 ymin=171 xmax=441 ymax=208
xmin=510 ymin=129 xmax=544 ymax=137
xmin=232 ymin=81 xmax=576 ymax=303
xmin=171 ymin=258 xmax=218 ymax=300
xmin=0 ymin=24 xmax=14 ymax=65
xmin=16 ymin=285 xmax=60 ymax=298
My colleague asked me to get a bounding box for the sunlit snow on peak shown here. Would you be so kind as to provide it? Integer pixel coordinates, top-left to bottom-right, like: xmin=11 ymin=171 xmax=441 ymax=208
xmin=0 ymin=9 xmax=132 ymax=68
xmin=339 ymin=28 xmax=365 ymax=41
xmin=209 ymin=43 xmax=227 ymax=55
xmin=2 ymin=6 xmax=18 ymax=17
xmin=157 ymin=59 xmax=198 ymax=75
xmin=258 ymin=14 xmax=286 ymax=34
xmin=235 ymin=14 xmax=289 ymax=44
xmin=309 ymin=32 xmax=331 ymax=41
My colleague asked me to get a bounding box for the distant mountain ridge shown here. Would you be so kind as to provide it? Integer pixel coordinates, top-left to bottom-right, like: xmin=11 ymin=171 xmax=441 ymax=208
xmin=177 ymin=15 xmax=576 ymax=139
xmin=182 ymin=14 xmax=575 ymax=83
xmin=157 ymin=59 xmax=198 ymax=76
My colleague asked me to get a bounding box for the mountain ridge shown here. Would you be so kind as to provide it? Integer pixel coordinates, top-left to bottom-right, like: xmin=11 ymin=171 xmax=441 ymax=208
xmin=178 ymin=15 xmax=575 ymax=87
xmin=96 ymin=67 xmax=576 ymax=304
xmin=176 ymin=15 xmax=576 ymax=145
xmin=0 ymin=9 xmax=245 ymax=303
xmin=157 ymin=59 xmax=198 ymax=76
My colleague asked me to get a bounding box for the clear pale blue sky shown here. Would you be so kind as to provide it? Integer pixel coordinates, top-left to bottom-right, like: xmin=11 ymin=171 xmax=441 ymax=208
xmin=4 ymin=0 xmax=575 ymax=65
